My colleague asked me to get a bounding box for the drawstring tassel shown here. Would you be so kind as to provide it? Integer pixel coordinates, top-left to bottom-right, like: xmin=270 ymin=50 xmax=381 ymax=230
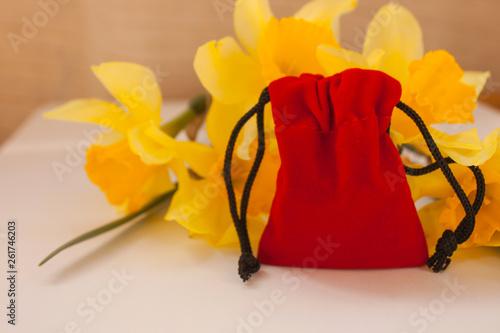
xmin=427 ymin=229 xmax=457 ymax=272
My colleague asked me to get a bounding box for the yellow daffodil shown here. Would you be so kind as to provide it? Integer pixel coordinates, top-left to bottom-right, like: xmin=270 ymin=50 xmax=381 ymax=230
xmin=45 ymin=62 xmax=214 ymax=213
xmin=317 ymin=4 xmax=493 ymax=167
xmin=195 ymin=0 xmax=356 ymax=159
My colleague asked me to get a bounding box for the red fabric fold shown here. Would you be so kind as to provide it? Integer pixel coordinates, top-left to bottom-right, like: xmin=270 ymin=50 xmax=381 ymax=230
xmin=257 ymin=68 xmax=428 ymax=269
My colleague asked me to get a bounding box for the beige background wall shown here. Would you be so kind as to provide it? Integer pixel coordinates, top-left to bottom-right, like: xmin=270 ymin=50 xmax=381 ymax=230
xmin=1 ymin=0 xmax=499 ymax=143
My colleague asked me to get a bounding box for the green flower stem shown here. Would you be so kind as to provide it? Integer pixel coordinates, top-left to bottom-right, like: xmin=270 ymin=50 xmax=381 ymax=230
xmin=39 ymin=187 xmax=177 ymax=267
xmin=161 ymin=93 xmax=207 ymax=137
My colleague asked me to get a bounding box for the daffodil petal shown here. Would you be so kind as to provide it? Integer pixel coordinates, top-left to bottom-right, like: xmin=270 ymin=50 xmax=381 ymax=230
xmin=363 ymin=4 xmax=423 ymax=83
xmin=128 ymin=123 xmax=176 ymax=165
xmin=394 ymin=50 xmax=477 ymax=139
xmin=168 ymin=158 xmax=192 ymax=188
xmin=247 ymin=148 xmax=280 ymax=215
xmin=317 ymin=44 xmax=367 ymax=75
xmin=389 ymin=128 xmax=405 ymax=147
xmin=92 ymin=62 xmax=162 ymax=125
xmin=166 ymin=175 xmax=266 ymax=249
xmin=164 ymin=158 xmax=199 ymax=234
xmin=407 ymin=51 xmax=476 ymax=124
xmin=484 ymin=132 xmax=500 ymax=171
xmin=294 ymin=0 xmax=357 ymax=35
xmin=216 ymin=214 xmax=266 ymax=249
xmin=429 ymin=127 xmax=499 ymax=166
xmin=206 ymin=97 xmax=257 ymax=155
xmin=365 ymin=48 xmax=385 ymax=68
xmin=237 ymin=121 xmax=258 ymax=160
xmin=99 ymin=131 xmax=126 ymax=146
xmin=430 ymin=127 xmax=482 ymax=150
xmin=258 ymin=17 xmax=339 ymax=83
xmin=43 ymin=99 xmax=133 ymax=134
xmin=462 ymin=71 xmax=491 ymax=100
xmin=402 ymin=127 xmax=500 ymax=167
xmin=129 ymin=122 xmax=218 ymax=178
xmin=236 ymin=100 xmax=274 ymax=160
xmin=468 ymin=203 xmax=500 ymax=246
xmin=174 ymin=141 xmax=218 ymax=179
xmin=166 ymin=175 xmax=228 ymax=241
xmin=194 ymin=37 xmax=265 ymax=105
xmin=234 ymin=0 xmax=273 ymax=56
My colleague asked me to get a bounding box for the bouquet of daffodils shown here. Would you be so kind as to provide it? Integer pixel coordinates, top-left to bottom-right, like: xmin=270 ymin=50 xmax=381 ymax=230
xmin=41 ymin=0 xmax=499 ymax=266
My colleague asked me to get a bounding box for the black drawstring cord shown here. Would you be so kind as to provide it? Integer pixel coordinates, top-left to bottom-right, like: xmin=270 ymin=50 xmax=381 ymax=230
xmin=405 ymin=157 xmax=454 ymax=176
xmin=223 ymin=88 xmax=270 ymax=282
xmin=396 ymin=101 xmax=486 ymax=272
xmin=405 ymin=158 xmax=485 ymax=218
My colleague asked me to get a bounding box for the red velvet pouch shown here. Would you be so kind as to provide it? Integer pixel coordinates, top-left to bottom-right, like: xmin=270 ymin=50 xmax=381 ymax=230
xmin=258 ymin=69 xmax=428 ymax=269
xmin=223 ymin=68 xmax=484 ymax=282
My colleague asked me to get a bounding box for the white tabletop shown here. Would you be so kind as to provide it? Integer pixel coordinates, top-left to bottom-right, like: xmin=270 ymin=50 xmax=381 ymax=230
xmin=1 ymin=101 xmax=500 ymax=333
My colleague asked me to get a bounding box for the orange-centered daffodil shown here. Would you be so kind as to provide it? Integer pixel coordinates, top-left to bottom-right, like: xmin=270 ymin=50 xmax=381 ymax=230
xmin=45 ymin=62 xmax=215 ymax=213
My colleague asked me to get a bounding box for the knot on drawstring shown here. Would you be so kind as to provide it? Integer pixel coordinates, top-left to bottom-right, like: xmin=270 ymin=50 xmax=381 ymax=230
xmin=238 ymin=252 xmax=261 ymax=282
xmin=427 ymin=229 xmax=457 ymax=272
